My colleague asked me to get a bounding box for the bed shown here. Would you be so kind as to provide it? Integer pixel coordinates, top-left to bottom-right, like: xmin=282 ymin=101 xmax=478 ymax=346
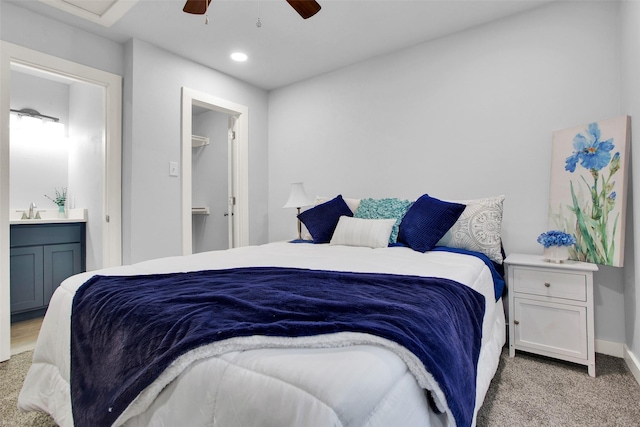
xmin=18 ymin=194 xmax=507 ymax=427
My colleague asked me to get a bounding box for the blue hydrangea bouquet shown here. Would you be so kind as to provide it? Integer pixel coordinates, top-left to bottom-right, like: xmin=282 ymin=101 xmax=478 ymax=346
xmin=537 ymin=230 xmax=576 ymax=248
xmin=537 ymin=230 xmax=576 ymax=263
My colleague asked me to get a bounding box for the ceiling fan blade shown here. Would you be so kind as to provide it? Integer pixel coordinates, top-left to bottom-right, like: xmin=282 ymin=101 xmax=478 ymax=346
xmin=183 ymin=0 xmax=211 ymax=15
xmin=286 ymin=0 xmax=321 ymax=19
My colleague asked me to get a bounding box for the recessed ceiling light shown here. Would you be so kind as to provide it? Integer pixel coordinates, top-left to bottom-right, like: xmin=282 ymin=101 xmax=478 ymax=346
xmin=231 ymin=52 xmax=248 ymax=62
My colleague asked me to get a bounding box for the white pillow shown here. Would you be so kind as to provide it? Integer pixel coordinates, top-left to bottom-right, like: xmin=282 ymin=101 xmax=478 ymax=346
xmin=436 ymin=195 xmax=505 ymax=263
xmin=330 ymin=216 xmax=396 ymax=249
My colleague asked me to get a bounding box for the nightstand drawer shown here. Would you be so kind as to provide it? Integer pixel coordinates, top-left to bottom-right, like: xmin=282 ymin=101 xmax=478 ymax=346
xmin=513 ymin=268 xmax=586 ymax=301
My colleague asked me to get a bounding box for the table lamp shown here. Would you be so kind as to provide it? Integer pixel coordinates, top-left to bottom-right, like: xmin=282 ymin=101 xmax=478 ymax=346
xmin=283 ymin=182 xmax=313 ymax=239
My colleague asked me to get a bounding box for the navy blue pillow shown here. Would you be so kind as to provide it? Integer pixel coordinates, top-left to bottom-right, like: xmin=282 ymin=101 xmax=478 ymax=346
xmin=298 ymin=195 xmax=354 ymax=243
xmin=398 ymin=194 xmax=466 ymax=253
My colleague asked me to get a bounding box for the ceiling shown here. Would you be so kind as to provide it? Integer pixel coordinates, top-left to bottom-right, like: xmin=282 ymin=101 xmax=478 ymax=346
xmin=7 ymin=0 xmax=553 ymax=90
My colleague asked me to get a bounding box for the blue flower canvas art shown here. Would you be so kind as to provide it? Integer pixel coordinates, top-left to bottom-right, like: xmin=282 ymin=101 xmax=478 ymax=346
xmin=548 ymin=116 xmax=630 ymax=266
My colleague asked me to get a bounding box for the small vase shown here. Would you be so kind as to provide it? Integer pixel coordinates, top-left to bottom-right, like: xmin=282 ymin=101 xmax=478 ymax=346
xmin=543 ymin=245 xmax=569 ymax=263
xmin=58 ymin=205 xmax=66 ymax=218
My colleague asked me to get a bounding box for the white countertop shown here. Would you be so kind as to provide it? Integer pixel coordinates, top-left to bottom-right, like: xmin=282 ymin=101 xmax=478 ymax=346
xmin=9 ymin=208 xmax=87 ymax=225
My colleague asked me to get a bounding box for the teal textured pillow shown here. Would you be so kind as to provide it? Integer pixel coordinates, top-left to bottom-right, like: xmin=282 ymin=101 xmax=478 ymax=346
xmin=354 ymin=198 xmax=413 ymax=244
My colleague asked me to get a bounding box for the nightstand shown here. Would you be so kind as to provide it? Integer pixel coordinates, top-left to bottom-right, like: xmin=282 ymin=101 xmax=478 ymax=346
xmin=505 ymin=253 xmax=598 ymax=377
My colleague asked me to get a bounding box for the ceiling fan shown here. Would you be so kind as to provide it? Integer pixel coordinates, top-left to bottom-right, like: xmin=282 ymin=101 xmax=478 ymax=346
xmin=183 ymin=0 xmax=322 ymax=20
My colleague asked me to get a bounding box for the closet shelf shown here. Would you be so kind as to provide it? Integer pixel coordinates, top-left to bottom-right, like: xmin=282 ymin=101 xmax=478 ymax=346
xmin=192 ymin=207 xmax=210 ymax=215
xmin=192 ymin=135 xmax=210 ymax=147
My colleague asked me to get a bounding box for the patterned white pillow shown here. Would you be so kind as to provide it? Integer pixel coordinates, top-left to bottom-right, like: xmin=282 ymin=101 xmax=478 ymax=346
xmin=436 ymin=195 xmax=505 ymax=263
xmin=330 ymin=216 xmax=396 ymax=249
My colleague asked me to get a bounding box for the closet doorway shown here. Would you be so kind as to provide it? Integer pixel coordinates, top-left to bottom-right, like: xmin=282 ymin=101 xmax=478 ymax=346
xmin=191 ymin=107 xmax=234 ymax=252
xmin=180 ymin=87 xmax=249 ymax=255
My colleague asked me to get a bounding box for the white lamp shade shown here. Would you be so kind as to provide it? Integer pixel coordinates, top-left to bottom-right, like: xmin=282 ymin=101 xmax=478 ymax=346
xmin=283 ymin=182 xmax=313 ymax=208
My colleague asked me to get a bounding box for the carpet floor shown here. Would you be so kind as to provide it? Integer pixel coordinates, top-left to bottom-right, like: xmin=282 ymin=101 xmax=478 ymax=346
xmin=1 ymin=347 xmax=639 ymax=426
xmin=477 ymin=349 xmax=640 ymax=426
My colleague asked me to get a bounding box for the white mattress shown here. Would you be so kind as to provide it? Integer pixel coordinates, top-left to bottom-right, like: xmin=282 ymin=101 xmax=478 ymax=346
xmin=18 ymin=242 xmax=506 ymax=427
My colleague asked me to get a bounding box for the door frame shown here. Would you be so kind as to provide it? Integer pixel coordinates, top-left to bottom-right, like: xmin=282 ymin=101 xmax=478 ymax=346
xmin=0 ymin=41 xmax=122 ymax=361
xmin=226 ymin=115 xmax=237 ymax=248
xmin=181 ymin=87 xmax=249 ymax=254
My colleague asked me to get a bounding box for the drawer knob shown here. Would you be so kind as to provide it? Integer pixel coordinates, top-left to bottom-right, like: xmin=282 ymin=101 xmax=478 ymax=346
xmin=514 ymin=320 xmax=519 ymax=325
xmin=544 ymin=282 xmax=551 ymax=288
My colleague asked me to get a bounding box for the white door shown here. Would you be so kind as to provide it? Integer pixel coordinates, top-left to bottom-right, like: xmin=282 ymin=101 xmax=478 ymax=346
xmin=226 ymin=115 xmax=237 ymax=248
xmin=191 ymin=108 xmax=233 ymax=253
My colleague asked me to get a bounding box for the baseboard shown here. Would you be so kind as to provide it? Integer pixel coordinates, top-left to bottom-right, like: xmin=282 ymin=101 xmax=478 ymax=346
xmin=595 ymin=341 xmax=640 ymax=386
xmin=624 ymin=345 xmax=640 ymax=387
xmin=595 ymin=339 xmax=624 ymax=357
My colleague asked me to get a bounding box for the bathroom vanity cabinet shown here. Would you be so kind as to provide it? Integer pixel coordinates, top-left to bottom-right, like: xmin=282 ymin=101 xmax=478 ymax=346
xmin=10 ymin=222 xmax=86 ymax=322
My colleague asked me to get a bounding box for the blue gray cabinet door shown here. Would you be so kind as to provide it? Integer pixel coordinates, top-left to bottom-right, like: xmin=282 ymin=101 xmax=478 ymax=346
xmin=10 ymin=222 xmax=86 ymax=321
xmin=10 ymin=246 xmax=44 ymax=313
xmin=44 ymin=243 xmax=82 ymax=306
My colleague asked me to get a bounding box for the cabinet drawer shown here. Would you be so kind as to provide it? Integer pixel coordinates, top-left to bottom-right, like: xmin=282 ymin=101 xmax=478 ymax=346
xmin=513 ymin=268 xmax=586 ymax=301
xmin=10 ymin=223 xmax=83 ymax=247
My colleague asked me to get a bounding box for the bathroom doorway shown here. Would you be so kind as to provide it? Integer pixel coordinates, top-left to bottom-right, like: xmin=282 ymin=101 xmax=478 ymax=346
xmin=0 ymin=41 xmax=122 ymax=361
xmin=9 ymin=63 xmax=105 ymax=271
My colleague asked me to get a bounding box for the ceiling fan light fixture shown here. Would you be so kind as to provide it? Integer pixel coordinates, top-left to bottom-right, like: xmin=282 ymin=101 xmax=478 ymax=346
xmin=183 ymin=0 xmax=211 ymax=14
xmin=183 ymin=0 xmax=321 ymax=19
xmin=286 ymin=0 xmax=321 ymax=19
xmin=231 ymin=52 xmax=248 ymax=62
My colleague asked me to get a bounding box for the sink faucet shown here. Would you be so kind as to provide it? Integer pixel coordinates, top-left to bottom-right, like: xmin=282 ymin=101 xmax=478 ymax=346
xmin=28 ymin=202 xmax=36 ymax=219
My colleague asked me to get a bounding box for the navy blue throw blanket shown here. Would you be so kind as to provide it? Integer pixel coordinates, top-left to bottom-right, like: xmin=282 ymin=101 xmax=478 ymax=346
xmin=70 ymin=267 xmax=485 ymax=427
xmin=431 ymin=246 xmax=506 ymax=300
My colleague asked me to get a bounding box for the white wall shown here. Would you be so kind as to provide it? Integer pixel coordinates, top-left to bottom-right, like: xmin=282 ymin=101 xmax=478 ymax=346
xmin=621 ymin=0 xmax=640 ymax=367
xmin=68 ymin=81 xmax=104 ymax=271
xmin=9 ymin=70 xmax=70 ymax=126
xmin=0 ymin=1 xmax=124 ymax=77
xmin=9 ymin=70 xmax=70 ymax=210
xmin=269 ymin=1 xmax=627 ymax=345
xmin=192 ymin=110 xmax=229 ymax=252
xmin=123 ymin=39 xmax=269 ymax=263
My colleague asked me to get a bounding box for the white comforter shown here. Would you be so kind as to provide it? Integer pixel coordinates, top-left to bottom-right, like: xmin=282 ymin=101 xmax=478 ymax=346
xmin=18 ymin=242 xmax=505 ymax=427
